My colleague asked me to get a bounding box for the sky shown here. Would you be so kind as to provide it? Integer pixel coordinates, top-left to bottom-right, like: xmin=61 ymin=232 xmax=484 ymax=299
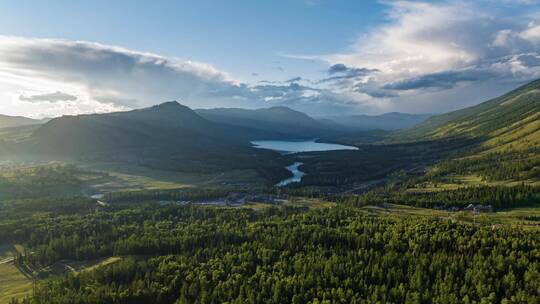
xmin=0 ymin=0 xmax=539 ymax=118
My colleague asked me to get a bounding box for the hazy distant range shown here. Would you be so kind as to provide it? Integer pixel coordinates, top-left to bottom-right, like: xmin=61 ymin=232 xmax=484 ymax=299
xmin=0 ymin=106 xmax=430 ymax=133
xmin=196 ymin=107 xmax=430 ymax=133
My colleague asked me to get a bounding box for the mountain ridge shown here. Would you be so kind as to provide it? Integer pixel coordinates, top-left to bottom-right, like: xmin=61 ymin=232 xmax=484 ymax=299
xmin=0 ymin=114 xmax=44 ymax=129
xmin=324 ymin=112 xmax=431 ymax=131
xmin=398 ymin=79 xmax=540 ymax=153
xmin=196 ymin=106 xmax=338 ymax=138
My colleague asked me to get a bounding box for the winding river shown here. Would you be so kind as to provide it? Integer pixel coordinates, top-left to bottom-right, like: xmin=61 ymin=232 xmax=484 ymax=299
xmin=251 ymin=139 xmax=358 ymax=186
xmin=276 ymin=162 xmax=305 ymax=186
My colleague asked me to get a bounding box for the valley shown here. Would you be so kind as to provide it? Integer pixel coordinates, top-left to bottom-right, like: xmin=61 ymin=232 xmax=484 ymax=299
xmin=3 ymin=2 xmax=540 ymax=302
xmin=0 ymin=79 xmax=539 ymax=304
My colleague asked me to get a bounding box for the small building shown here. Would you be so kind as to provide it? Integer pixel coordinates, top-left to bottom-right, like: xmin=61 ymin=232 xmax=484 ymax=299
xmin=473 ymin=204 xmax=493 ymax=213
xmin=464 ymin=204 xmax=475 ymax=211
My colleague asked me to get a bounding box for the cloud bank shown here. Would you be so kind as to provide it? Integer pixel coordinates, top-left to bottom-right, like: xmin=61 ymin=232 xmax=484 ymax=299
xmin=314 ymin=1 xmax=540 ymax=112
xmin=0 ymin=1 xmax=540 ymax=117
xmin=0 ymin=36 xmax=254 ymax=115
xmin=20 ymin=91 xmax=77 ymax=103
xmin=0 ymin=36 xmax=360 ymax=116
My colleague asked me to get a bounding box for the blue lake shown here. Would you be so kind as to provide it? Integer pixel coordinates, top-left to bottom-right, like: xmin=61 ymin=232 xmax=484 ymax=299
xmin=251 ymin=139 xmax=358 ymax=153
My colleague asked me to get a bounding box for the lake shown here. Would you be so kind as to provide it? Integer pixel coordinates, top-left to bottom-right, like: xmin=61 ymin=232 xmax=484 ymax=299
xmin=251 ymin=139 xmax=358 ymax=153
xmin=251 ymin=139 xmax=358 ymax=186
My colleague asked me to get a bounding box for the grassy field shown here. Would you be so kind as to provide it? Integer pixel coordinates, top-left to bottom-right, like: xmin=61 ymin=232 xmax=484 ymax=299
xmin=0 ymin=263 xmax=32 ymax=304
xmin=406 ymin=174 xmax=540 ymax=193
xmin=283 ymin=197 xmax=337 ymax=209
xmin=360 ymin=203 xmax=540 ymax=229
xmin=243 ymin=197 xmax=540 ymax=230
xmin=0 ymin=244 xmax=31 ymax=304
xmin=44 ymin=256 xmax=123 ymax=276
xmin=82 ymin=161 xmax=266 ymax=193
xmin=0 ymin=125 xmax=40 ymax=142
xmin=243 ymin=197 xmax=337 ymax=211
xmin=0 ymin=244 xmax=123 ymax=304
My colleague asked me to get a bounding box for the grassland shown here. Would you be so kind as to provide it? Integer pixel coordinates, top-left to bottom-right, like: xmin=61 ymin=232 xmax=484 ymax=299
xmin=44 ymin=256 xmax=123 ymax=276
xmin=82 ymin=161 xmax=267 ymax=193
xmin=406 ymin=174 xmax=540 ymax=193
xmin=244 ymin=197 xmax=337 ymax=210
xmin=245 ymin=196 xmax=540 ymax=230
xmin=360 ymin=203 xmax=540 ymax=229
xmin=0 ymin=125 xmax=40 ymax=142
xmin=0 ymin=263 xmax=32 ymax=304
xmin=0 ymin=244 xmax=31 ymax=304
xmin=0 ymin=253 xmax=124 ymax=304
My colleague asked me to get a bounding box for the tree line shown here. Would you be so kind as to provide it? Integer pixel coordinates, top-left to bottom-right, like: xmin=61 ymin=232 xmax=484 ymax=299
xmin=3 ymin=204 xmax=539 ymax=303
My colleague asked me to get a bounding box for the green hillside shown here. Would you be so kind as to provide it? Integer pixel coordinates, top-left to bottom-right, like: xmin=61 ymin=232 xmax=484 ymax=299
xmin=395 ymin=79 xmax=540 ymax=189
xmin=401 ymin=79 xmax=540 ymax=153
xmin=327 ymin=112 xmax=431 ymax=131
xmin=0 ymin=114 xmax=42 ymax=129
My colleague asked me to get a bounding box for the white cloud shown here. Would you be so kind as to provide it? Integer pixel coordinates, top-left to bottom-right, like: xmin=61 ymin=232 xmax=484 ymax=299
xmin=1 ymin=1 xmax=540 ymax=117
xmin=0 ymin=36 xmax=371 ymax=116
xmin=0 ymin=36 xmax=376 ymax=117
xmin=291 ymin=1 xmax=540 ymax=113
xmin=519 ymin=23 xmax=540 ymax=42
xmin=0 ymin=36 xmax=260 ymax=117
xmin=20 ymin=91 xmax=77 ymax=103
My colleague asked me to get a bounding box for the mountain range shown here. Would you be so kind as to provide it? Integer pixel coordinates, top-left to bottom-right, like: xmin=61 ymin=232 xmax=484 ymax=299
xmin=0 ymin=79 xmax=538 ymax=186
xmin=0 ymin=114 xmax=46 ymax=129
xmin=196 ymin=106 xmax=339 ymax=138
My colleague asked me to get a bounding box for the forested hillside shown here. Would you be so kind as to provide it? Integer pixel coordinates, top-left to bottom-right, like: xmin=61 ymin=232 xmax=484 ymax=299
xmin=327 ymin=112 xmax=430 ymax=131
xmin=400 ymin=79 xmax=540 ymax=153
xmin=392 ymin=80 xmax=540 ymax=188
xmin=3 ymin=204 xmax=540 ymax=304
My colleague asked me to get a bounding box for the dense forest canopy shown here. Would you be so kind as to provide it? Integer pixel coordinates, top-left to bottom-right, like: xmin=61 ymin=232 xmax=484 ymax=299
xmin=2 ymin=204 xmax=539 ymax=304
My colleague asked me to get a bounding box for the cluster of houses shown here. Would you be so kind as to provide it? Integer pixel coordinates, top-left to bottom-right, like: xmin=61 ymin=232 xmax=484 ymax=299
xmin=464 ymin=204 xmax=493 ymax=213
xmin=434 ymin=204 xmax=493 ymax=213
xmin=202 ymin=193 xmax=288 ymax=205
xmin=158 ymin=193 xmax=288 ymax=207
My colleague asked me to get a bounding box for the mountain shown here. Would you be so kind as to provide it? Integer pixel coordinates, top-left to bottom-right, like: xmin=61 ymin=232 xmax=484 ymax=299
xmin=12 ymin=102 xmax=289 ymax=179
xmin=196 ymin=106 xmax=341 ymax=138
xmin=325 ymin=112 xmax=431 ymax=131
xmin=0 ymin=114 xmax=43 ymax=129
xmin=28 ymin=101 xmax=289 ymax=155
xmin=401 ymin=79 xmax=540 ymax=153
xmin=394 ymin=79 xmax=540 ymax=186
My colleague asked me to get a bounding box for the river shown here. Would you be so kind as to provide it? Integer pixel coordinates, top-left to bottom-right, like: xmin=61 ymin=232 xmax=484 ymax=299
xmin=251 ymin=139 xmax=358 ymax=186
xmin=276 ymin=162 xmax=305 ymax=186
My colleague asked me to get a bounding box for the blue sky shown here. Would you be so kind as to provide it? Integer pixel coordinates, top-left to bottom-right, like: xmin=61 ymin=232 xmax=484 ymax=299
xmin=0 ymin=1 xmax=384 ymax=82
xmin=0 ymin=0 xmax=539 ymax=117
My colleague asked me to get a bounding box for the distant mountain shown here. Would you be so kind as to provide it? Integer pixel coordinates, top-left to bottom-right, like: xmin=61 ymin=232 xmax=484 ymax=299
xmin=13 ymin=101 xmax=289 ymax=180
xmin=325 ymin=112 xmax=431 ymax=131
xmin=29 ymin=101 xmax=247 ymax=155
xmin=400 ymin=79 xmax=540 ymax=152
xmin=0 ymin=114 xmax=44 ymax=129
xmin=196 ymin=106 xmax=341 ymax=138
